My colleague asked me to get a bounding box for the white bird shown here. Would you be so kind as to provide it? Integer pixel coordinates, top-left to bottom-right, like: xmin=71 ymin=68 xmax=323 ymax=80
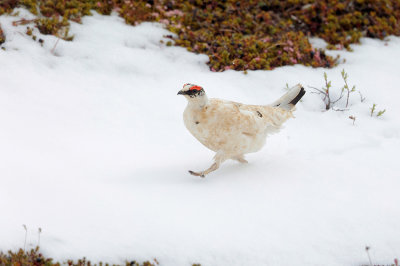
xmin=178 ymin=83 xmax=305 ymax=177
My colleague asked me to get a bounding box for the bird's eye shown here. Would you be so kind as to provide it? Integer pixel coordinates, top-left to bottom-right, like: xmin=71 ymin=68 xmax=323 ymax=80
xmin=190 ymin=86 xmax=202 ymax=91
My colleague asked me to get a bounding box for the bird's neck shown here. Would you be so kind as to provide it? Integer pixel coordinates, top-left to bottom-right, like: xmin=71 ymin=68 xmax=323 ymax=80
xmin=187 ymin=95 xmax=209 ymax=109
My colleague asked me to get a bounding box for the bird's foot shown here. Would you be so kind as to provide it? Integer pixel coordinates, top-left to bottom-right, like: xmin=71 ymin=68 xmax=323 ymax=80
xmin=188 ymin=170 xmax=205 ymax=178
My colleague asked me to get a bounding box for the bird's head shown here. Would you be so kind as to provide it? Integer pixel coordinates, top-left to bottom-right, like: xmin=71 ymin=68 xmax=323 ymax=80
xmin=177 ymin=83 xmax=205 ymax=99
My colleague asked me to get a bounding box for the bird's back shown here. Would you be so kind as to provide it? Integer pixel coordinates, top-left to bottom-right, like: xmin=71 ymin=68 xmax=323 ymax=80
xmin=183 ymin=98 xmax=293 ymax=155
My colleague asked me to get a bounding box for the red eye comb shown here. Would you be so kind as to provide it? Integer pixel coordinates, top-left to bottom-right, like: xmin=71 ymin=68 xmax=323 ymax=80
xmin=189 ymin=85 xmax=202 ymax=91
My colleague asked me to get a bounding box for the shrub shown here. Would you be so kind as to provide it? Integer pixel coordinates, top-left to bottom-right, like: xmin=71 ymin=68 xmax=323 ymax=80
xmin=0 ymin=247 xmax=159 ymax=266
xmin=0 ymin=0 xmax=399 ymax=71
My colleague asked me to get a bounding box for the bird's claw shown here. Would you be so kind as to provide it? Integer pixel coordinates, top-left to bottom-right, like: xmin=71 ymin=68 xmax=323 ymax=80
xmin=189 ymin=170 xmax=205 ymax=178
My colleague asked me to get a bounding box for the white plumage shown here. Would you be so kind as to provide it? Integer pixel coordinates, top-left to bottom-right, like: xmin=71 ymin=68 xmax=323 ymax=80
xmin=178 ymin=83 xmax=305 ymax=177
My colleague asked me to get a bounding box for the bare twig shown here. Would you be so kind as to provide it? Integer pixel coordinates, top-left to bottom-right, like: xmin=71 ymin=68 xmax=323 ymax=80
xmin=330 ymin=89 xmax=344 ymax=105
xmin=349 ymin=115 xmax=356 ymax=125
xmin=264 ymin=42 xmax=287 ymax=52
xmin=331 ymin=107 xmax=348 ymax=112
xmin=23 ymin=224 xmax=27 ymax=252
xmin=38 ymin=228 xmax=42 ymax=247
xmin=51 ymin=37 xmax=60 ymax=55
xmin=308 ymin=86 xmax=326 ymax=95
xmin=12 ymin=19 xmax=37 ymax=26
xmin=365 ymin=246 xmax=373 ymax=266
xmin=359 ymin=91 xmax=366 ymax=102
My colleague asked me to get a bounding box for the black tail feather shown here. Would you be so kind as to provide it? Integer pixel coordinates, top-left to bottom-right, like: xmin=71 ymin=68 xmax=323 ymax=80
xmin=289 ymin=87 xmax=306 ymax=106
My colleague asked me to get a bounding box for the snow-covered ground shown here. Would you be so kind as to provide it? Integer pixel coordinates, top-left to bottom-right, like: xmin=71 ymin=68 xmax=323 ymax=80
xmin=1 ymin=9 xmax=399 ymax=266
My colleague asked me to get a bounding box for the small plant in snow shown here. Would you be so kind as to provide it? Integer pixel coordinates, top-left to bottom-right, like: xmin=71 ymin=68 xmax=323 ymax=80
xmin=362 ymin=246 xmax=398 ymax=266
xmin=309 ymin=72 xmax=334 ymax=110
xmin=370 ymin=103 xmax=376 ymax=116
xmin=309 ymin=69 xmax=358 ymax=111
xmin=370 ymin=103 xmax=386 ymax=117
xmin=37 ymin=228 xmax=42 ymax=248
xmin=349 ymin=115 xmax=356 ymax=125
xmin=310 ymin=71 xmax=388 ymax=121
xmin=341 ymin=69 xmax=356 ymax=108
xmin=377 ymin=109 xmax=386 ymax=117
xmin=365 ymin=246 xmax=373 ymax=266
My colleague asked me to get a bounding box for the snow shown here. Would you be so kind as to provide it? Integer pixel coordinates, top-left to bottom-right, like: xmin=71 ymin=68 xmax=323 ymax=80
xmin=1 ymin=9 xmax=399 ymax=266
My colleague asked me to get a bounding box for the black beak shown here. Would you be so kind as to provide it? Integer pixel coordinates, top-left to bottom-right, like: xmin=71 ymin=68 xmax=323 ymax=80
xmin=177 ymin=90 xmax=185 ymax=95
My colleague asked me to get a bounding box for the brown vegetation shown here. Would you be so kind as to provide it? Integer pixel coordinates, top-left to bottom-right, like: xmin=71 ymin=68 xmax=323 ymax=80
xmin=0 ymin=1 xmax=399 ymax=71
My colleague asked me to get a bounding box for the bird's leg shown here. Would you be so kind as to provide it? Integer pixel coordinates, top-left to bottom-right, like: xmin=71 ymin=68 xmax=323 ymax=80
xmin=189 ymin=151 xmax=225 ymax=178
xmin=233 ymin=155 xmax=248 ymax=164
xmin=189 ymin=162 xmax=219 ymax=178
xmin=188 ymin=170 xmax=204 ymax=177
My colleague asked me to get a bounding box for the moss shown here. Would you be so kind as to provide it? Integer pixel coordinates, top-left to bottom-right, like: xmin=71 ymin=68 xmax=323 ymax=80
xmin=36 ymin=16 xmax=73 ymax=40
